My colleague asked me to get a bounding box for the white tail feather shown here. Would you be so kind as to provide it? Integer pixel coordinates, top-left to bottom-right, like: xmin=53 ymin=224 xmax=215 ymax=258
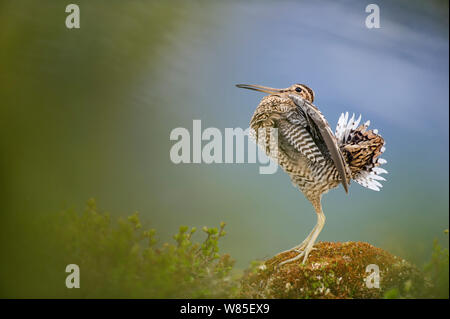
xmin=336 ymin=112 xmax=388 ymax=192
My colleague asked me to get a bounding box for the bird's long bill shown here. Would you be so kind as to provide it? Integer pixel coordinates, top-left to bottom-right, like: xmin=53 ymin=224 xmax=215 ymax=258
xmin=235 ymin=84 xmax=283 ymax=95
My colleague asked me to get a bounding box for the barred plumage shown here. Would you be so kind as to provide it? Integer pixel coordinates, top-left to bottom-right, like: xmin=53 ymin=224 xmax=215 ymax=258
xmin=236 ymin=83 xmax=387 ymax=265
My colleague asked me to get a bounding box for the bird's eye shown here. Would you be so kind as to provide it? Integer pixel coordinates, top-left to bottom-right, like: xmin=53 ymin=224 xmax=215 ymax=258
xmin=295 ymin=87 xmax=303 ymax=93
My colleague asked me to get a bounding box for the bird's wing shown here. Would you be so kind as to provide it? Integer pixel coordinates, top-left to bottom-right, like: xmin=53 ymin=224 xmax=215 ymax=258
xmin=288 ymin=94 xmax=350 ymax=193
xmin=278 ymin=115 xmax=327 ymax=165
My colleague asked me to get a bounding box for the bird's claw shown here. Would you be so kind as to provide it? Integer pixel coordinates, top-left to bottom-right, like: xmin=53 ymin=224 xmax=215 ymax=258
xmin=277 ymin=246 xmax=317 ymax=267
xmin=293 ymin=247 xmax=317 ymax=253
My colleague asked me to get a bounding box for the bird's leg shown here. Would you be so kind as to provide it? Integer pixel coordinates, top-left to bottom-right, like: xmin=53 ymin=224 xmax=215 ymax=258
xmin=279 ymin=200 xmax=325 ymax=266
xmin=278 ymin=223 xmax=318 ymax=255
xmin=301 ymin=210 xmax=325 ymax=263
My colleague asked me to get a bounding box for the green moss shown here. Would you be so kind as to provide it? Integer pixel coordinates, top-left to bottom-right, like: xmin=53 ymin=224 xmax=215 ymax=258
xmin=240 ymin=242 xmax=432 ymax=299
xmin=0 ymin=200 xmax=447 ymax=298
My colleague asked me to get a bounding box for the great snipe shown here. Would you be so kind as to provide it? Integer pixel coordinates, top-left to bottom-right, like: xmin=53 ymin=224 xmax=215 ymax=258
xmin=236 ymin=83 xmax=387 ymax=265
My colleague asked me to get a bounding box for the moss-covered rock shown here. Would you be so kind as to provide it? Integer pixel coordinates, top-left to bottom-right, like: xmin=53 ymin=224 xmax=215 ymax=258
xmin=240 ymin=241 xmax=430 ymax=299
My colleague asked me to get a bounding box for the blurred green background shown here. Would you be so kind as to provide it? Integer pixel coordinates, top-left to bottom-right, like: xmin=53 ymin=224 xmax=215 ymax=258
xmin=0 ymin=0 xmax=448 ymax=297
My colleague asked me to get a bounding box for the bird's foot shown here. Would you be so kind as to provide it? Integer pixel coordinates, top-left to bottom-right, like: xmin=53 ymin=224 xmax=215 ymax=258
xmin=293 ymin=247 xmax=317 ymax=253
xmin=278 ymin=241 xmax=307 ymax=256
xmin=277 ymin=246 xmax=317 ymax=267
xmin=278 ymin=245 xmax=316 ymax=256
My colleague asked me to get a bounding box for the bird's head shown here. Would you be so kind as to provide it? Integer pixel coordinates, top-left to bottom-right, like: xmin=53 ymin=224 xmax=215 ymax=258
xmin=235 ymin=83 xmax=315 ymax=103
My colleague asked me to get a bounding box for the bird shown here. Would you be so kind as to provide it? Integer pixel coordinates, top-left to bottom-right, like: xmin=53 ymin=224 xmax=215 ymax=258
xmin=236 ymin=83 xmax=387 ymax=265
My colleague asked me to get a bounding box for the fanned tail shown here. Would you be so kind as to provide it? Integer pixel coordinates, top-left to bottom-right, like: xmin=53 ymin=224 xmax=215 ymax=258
xmin=335 ymin=112 xmax=387 ymax=191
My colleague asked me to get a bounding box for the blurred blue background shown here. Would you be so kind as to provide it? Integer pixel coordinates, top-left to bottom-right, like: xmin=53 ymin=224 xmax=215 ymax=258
xmin=0 ymin=0 xmax=448 ymax=272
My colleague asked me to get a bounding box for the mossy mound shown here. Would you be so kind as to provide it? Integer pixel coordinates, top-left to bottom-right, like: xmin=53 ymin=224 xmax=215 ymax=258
xmin=241 ymin=241 xmax=430 ymax=299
